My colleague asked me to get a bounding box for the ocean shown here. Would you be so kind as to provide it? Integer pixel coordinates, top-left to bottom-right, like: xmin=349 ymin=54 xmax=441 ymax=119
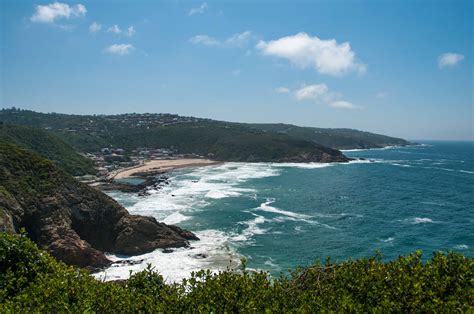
xmin=95 ymin=141 xmax=474 ymax=282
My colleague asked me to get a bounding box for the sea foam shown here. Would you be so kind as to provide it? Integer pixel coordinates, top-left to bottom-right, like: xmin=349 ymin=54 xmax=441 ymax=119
xmin=411 ymin=217 xmax=435 ymax=224
xmin=256 ymin=199 xmax=338 ymax=230
xmin=257 ymin=198 xmax=312 ymax=220
xmin=120 ymin=162 xmax=280 ymax=224
xmin=232 ymin=214 xmax=268 ymax=242
xmin=94 ymin=229 xmax=241 ymax=283
xmin=274 ymin=162 xmax=333 ymax=169
xmin=96 ymin=163 xmax=284 ymax=282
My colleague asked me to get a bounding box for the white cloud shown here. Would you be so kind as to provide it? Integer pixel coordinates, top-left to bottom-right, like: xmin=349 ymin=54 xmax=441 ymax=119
xmin=282 ymin=84 xmax=356 ymax=109
xmin=188 ymin=2 xmax=208 ymax=16
xmin=126 ymin=26 xmax=136 ymax=37
xmin=256 ymin=32 xmax=366 ymax=76
xmin=105 ymin=25 xmax=135 ymax=36
xmin=438 ymin=53 xmax=464 ymax=68
xmin=275 ymin=87 xmax=290 ymax=94
xmin=31 ymin=2 xmax=86 ymax=23
xmin=104 ymin=44 xmax=134 ymax=55
xmin=107 ymin=24 xmax=122 ymax=34
xmin=295 ymin=84 xmax=329 ymax=101
xmin=89 ymin=22 xmax=102 ymax=33
xmin=189 ymin=34 xmax=221 ymax=46
xmin=225 ymin=31 xmax=253 ymax=48
xmin=375 ymin=92 xmax=387 ymax=99
xmin=190 ymin=31 xmax=253 ymax=48
xmin=330 ymin=100 xmax=356 ymax=109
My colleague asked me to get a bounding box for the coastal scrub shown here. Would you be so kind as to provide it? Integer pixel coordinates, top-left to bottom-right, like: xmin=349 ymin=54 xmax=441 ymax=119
xmin=1 ymin=232 xmax=472 ymax=312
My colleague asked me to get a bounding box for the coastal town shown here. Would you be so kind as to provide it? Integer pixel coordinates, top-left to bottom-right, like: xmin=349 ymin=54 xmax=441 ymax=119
xmin=3 ymin=110 xmax=207 ymax=132
xmin=79 ymin=145 xmax=214 ymax=182
xmin=84 ymin=146 xmax=179 ymax=178
xmin=77 ymin=144 xmax=220 ymax=195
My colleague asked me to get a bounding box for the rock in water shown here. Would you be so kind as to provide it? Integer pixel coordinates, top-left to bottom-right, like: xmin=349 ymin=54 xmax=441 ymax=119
xmin=0 ymin=142 xmax=198 ymax=270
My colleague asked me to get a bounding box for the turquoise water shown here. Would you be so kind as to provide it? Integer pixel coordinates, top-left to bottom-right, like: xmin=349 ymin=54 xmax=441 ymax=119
xmin=97 ymin=141 xmax=473 ymax=282
xmin=114 ymin=177 xmax=146 ymax=185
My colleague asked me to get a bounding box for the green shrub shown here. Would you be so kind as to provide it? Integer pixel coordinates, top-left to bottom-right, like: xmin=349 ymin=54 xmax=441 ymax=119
xmin=0 ymin=232 xmax=472 ymax=312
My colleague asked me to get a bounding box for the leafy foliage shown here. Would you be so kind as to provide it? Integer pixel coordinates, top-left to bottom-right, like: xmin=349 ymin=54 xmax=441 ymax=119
xmin=0 ymin=124 xmax=95 ymax=176
xmin=1 ymin=232 xmax=472 ymax=312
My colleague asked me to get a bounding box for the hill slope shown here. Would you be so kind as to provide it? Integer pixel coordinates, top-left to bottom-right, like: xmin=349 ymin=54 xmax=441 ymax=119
xmin=0 ymin=108 xmax=411 ymax=152
xmin=249 ymin=123 xmax=411 ymax=150
xmin=0 ymin=142 xmax=198 ymax=268
xmin=0 ymin=109 xmax=350 ymax=162
xmin=0 ymin=124 xmax=96 ymax=176
xmin=81 ymin=122 xmax=349 ymax=162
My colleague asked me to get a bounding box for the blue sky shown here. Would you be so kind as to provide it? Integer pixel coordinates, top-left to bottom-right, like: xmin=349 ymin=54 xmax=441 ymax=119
xmin=1 ymin=0 xmax=472 ymax=140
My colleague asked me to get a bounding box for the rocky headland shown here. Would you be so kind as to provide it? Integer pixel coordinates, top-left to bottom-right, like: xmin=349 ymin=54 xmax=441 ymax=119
xmin=0 ymin=142 xmax=198 ymax=270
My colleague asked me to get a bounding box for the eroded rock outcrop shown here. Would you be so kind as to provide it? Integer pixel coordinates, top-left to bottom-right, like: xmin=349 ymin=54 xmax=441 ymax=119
xmin=0 ymin=142 xmax=198 ymax=269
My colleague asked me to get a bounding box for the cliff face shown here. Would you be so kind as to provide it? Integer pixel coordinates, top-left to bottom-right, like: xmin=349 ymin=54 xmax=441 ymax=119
xmin=0 ymin=142 xmax=198 ymax=269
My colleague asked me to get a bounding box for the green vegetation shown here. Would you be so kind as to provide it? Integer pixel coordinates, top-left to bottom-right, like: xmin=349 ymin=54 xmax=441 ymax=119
xmin=0 ymin=124 xmax=95 ymax=176
xmin=249 ymin=123 xmax=411 ymax=149
xmin=1 ymin=232 xmax=472 ymax=312
xmin=0 ymin=142 xmax=79 ymax=235
xmin=0 ymin=109 xmax=348 ymax=162
xmin=0 ymin=141 xmax=77 ymax=197
xmin=77 ymin=122 xmax=347 ymax=162
xmin=0 ymin=108 xmax=410 ymax=151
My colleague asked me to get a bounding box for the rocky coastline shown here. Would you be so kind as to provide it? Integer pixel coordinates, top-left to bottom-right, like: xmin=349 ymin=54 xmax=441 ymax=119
xmin=0 ymin=143 xmax=200 ymax=271
xmin=0 ymin=141 xmax=354 ymax=271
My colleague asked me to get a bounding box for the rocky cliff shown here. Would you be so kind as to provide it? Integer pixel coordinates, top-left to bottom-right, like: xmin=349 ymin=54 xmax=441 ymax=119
xmin=0 ymin=142 xmax=198 ymax=269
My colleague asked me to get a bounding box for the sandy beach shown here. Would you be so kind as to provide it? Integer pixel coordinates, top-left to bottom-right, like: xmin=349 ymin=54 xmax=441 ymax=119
xmin=111 ymin=159 xmax=221 ymax=179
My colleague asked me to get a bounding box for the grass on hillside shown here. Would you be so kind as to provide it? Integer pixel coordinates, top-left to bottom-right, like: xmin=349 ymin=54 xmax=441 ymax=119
xmin=0 ymin=124 xmax=96 ymax=176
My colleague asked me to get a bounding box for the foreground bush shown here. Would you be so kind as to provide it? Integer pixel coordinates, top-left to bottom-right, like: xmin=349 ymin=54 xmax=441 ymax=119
xmin=0 ymin=232 xmax=472 ymax=312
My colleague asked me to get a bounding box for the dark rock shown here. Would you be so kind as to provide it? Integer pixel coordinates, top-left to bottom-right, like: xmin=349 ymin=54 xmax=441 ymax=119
xmin=162 ymin=248 xmax=174 ymax=253
xmin=114 ymin=215 xmax=192 ymax=255
xmin=113 ymin=259 xmax=144 ymax=266
xmin=192 ymin=253 xmax=208 ymax=259
xmin=0 ymin=143 xmax=199 ymax=269
xmin=99 ymin=174 xmax=171 ymax=196
xmin=167 ymin=225 xmax=200 ymax=241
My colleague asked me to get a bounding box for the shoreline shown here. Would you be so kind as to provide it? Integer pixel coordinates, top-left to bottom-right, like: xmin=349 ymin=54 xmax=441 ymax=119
xmin=110 ymin=158 xmax=223 ymax=180
xmin=340 ymin=143 xmax=420 ymax=153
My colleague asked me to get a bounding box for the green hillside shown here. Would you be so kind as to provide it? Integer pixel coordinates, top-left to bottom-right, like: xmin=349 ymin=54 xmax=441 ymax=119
xmin=60 ymin=122 xmax=348 ymax=162
xmin=0 ymin=124 xmax=95 ymax=176
xmin=0 ymin=108 xmax=411 ymax=151
xmin=249 ymin=123 xmax=411 ymax=149
xmin=0 ymin=109 xmax=349 ymax=163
